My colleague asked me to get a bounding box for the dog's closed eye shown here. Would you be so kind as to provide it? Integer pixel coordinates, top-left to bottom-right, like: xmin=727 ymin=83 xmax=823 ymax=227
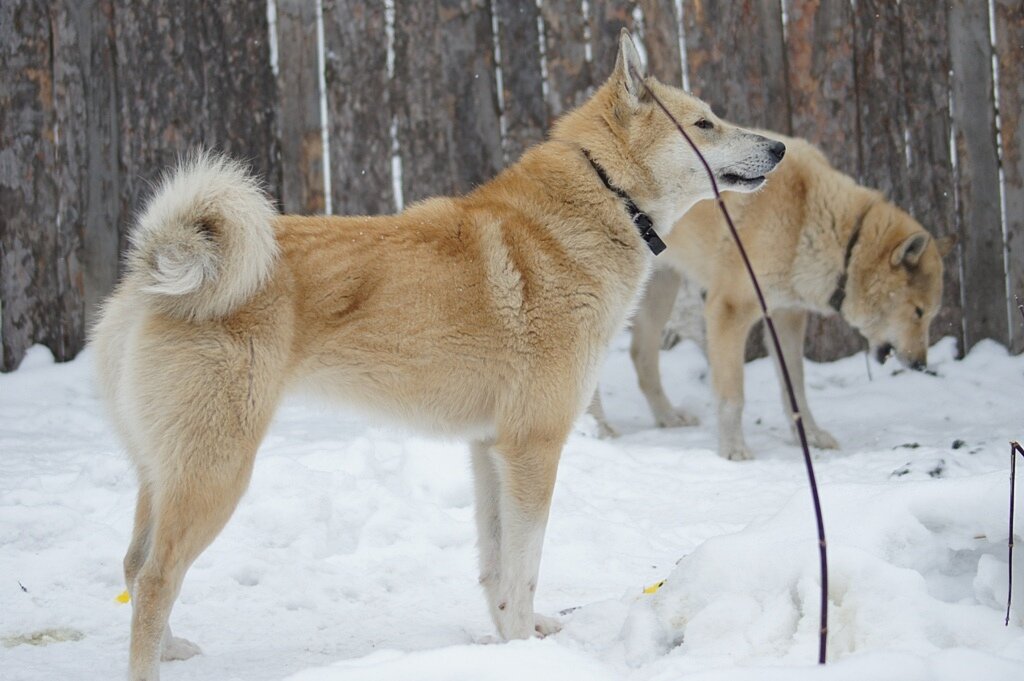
xmin=694 ymin=118 xmax=713 ymax=130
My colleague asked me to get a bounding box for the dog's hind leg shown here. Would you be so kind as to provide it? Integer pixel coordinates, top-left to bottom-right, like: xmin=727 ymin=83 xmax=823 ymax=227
xmin=764 ymin=308 xmax=838 ymax=450
xmin=124 ymin=481 xmax=154 ymax=595
xmin=128 ymin=439 xmax=261 ymax=681
xmin=487 ymin=429 xmax=567 ymax=640
xmin=631 ymin=266 xmax=699 ymax=428
xmin=585 ymin=391 xmax=618 ymax=438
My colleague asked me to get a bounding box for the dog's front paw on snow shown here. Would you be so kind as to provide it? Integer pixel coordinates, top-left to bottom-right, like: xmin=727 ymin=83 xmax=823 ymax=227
xmin=534 ymin=613 xmax=562 ymax=637
xmin=803 ymin=426 xmax=839 ymax=450
xmin=655 ymin=408 xmax=699 ymax=429
xmin=161 ymin=635 xmax=201 ymax=661
xmin=721 ymin=444 xmax=754 ymax=461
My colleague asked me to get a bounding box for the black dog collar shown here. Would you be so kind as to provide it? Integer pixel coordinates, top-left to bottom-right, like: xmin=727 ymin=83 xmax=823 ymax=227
xmin=582 ymin=150 xmax=666 ymax=255
xmin=828 ymin=203 xmax=876 ymax=313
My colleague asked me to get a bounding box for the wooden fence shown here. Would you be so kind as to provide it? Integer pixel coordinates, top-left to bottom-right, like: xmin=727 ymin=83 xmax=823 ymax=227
xmin=2 ymin=0 xmax=1022 ymax=371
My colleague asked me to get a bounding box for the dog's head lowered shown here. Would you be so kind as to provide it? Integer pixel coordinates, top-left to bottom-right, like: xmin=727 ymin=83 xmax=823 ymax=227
xmin=551 ymin=31 xmax=785 ymax=232
xmin=843 ymin=203 xmax=956 ymax=370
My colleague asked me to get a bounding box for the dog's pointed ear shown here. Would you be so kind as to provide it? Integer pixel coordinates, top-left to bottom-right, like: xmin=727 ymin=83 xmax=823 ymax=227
xmin=891 ymin=232 xmax=930 ymax=268
xmin=615 ymin=29 xmax=645 ymax=107
xmin=935 ymin=234 xmax=957 ymax=258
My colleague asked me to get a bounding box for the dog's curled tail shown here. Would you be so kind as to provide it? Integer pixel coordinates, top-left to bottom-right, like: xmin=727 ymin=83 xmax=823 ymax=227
xmin=127 ymin=151 xmax=278 ymax=321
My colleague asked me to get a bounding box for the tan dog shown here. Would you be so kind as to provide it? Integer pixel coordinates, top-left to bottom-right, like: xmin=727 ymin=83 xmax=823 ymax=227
xmin=600 ymin=133 xmax=954 ymax=460
xmin=92 ymin=32 xmax=785 ymax=680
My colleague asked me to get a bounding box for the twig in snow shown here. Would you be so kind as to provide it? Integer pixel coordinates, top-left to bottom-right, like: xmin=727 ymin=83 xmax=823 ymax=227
xmin=631 ymin=66 xmax=830 ymax=665
xmin=1009 ymin=441 xmax=1024 ymax=626
xmin=1008 ymin=300 xmax=1024 ymax=627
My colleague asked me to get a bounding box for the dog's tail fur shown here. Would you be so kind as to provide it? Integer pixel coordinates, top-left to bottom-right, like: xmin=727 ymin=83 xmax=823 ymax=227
xmin=125 ymin=151 xmax=278 ymax=321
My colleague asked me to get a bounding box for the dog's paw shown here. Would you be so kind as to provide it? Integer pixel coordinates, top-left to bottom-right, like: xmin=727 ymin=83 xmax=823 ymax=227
xmin=594 ymin=419 xmax=619 ymax=439
xmin=721 ymin=444 xmax=753 ymax=461
xmin=803 ymin=426 xmax=839 ymax=450
xmin=161 ymin=635 xmax=201 ymax=662
xmin=655 ymin=408 xmax=699 ymax=429
xmin=534 ymin=613 xmax=562 ymax=637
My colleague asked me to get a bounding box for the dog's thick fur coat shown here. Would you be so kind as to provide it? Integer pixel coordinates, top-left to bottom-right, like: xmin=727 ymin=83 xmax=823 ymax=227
xmin=612 ymin=134 xmax=953 ymax=460
xmin=93 ymin=33 xmax=784 ymax=680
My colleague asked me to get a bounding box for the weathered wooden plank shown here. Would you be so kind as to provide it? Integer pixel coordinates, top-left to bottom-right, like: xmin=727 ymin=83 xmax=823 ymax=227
xmin=995 ymin=0 xmax=1024 ymax=354
xmin=949 ymin=0 xmax=1008 ymax=349
xmin=277 ymin=0 xmax=325 ymax=215
xmin=784 ymin=0 xmax=863 ymax=362
xmin=393 ymin=0 xmax=502 ymax=203
xmin=589 ymin=0 xmax=636 ymax=82
xmin=784 ymin=0 xmax=857 ymax=174
xmin=682 ymin=0 xmax=790 ymax=133
xmin=324 ymin=0 xmax=393 ymax=215
xmin=495 ymin=0 xmax=547 ymax=163
xmin=50 ymin=1 xmax=92 ymax=361
xmin=80 ymin=0 xmax=121 ymax=326
xmin=900 ymin=0 xmax=963 ymax=353
xmin=853 ymin=0 xmax=909 ymax=204
xmin=114 ymin=0 xmax=279 ymax=231
xmin=0 ymin=0 xmax=60 ymax=371
xmin=195 ymin=2 xmax=280 ymax=199
xmin=541 ymin=0 xmax=591 ymax=119
xmin=638 ymin=0 xmax=681 ymax=86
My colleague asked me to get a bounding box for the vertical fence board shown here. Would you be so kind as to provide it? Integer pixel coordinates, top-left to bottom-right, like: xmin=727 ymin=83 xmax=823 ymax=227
xmin=113 ymin=1 xmax=202 ymax=247
xmin=682 ymin=0 xmax=790 ymax=132
xmin=638 ymin=0 xmax=682 ymax=86
xmin=785 ymin=0 xmax=864 ymax=361
xmin=784 ymin=0 xmax=856 ymax=173
xmin=394 ymin=0 xmax=502 ymax=203
xmin=495 ymin=0 xmax=547 ymax=163
xmin=50 ymin=2 xmax=91 ymax=360
xmin=995 ymin=0 xmax=1024 ymax=353
xmin=0 ymin=0 xmax=60 ymax=371
xmin=114 ymin=0 xmax=279 ymax=230
xmin=900 ymin=1 xmax=963 ymax=352
xmin=325 ymin=0 xmax=393 ymax=215
xmin=589 ymin=0 xmax=636 ymax=82
xmin=853 ymin=0 xmax=908 ymax=204
xmin=542 ymin=0 xmax=591 ymax=119
xmin=277 ymin=0 xmax=325 ymax=214
xmin=80 ymin=0 xmax=121 ymax=326
xmin=197 ymin=3 xmax=280 ymax=198
xmin=949 ymin=0 xmax=1008 ymax=350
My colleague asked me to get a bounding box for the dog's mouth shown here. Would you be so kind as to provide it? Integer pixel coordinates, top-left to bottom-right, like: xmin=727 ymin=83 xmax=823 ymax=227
xmin=875 ymin=343 xmax=895 ymax=364
xmin=717 ymin=172 xmax=766 ymax=190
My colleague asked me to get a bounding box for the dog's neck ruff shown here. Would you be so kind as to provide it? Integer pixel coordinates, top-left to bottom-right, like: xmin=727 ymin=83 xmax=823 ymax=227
xmin=828 ymin=202 xmax=876 ymax=313
xmin=582 ymin=150 xmax=667 ymax=255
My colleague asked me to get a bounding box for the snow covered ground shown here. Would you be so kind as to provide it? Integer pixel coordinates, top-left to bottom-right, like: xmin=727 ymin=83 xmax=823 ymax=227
xmin=2 ymin=334 xmax=1023 ymax=680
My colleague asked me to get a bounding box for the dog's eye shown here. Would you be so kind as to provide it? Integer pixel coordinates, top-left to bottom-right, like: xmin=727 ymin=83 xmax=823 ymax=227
xmin=695 ymin=118 xmax=713 ymax=130
xmin=914 ymin=306 xmax=924 ymax=319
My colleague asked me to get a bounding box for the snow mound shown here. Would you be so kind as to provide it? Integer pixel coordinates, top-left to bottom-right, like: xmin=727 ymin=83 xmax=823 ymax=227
xmin=621 ymin=473 xmax=1024 ymax=670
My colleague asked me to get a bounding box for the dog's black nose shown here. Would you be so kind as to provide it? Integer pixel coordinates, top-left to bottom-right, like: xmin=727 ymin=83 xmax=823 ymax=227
xmin=770 ymin=141 xmax=786 ymax=163
xmin=909 ymin=359 xmax=927 ymax=372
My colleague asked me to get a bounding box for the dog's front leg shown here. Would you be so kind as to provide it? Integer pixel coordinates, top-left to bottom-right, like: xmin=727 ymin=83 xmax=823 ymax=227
xmin=630 ymin=266 xmax=699 ymax=428
xmin=471 ymin=439 xmax=503 ymax=625
xmin=705 ymin=292 xmax=759 ymax=461
xmin=484 ymin=432 xmax=565 ymax=639
xmin=764 ymin=308 xmax=839 ymax=450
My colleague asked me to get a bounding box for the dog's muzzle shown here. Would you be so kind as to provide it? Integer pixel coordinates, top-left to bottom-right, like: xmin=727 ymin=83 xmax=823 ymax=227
xmin=875 ymin=343 xmax=895 ymax=364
